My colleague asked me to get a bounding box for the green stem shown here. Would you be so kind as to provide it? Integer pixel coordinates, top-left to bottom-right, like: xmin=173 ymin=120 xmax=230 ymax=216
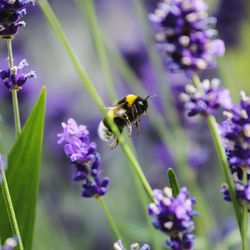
xmin=192 ymin=74 xmax=242 ymax=233
xmin=38 ymin=0 xmax=154 ymax=202
xmin=80 ymin=0 xmax=117 ymax=102
xmin=106 ymin=41 xmax=214 ymax=238
xmin=241 ymin=167 xmax=248 ymax=250
xmin=132 ymin=0 xmax=180 ymax=131
xmin=1 ymin=170 xmax=23 ymax=250
xmin=11 ymin=90 xmax=21 ymax=136
xmin=74 ymin=1 xmax=160 ymax=246
xmin=3 ymin=39 xmax=23 ymax=250
xmin=7 ymin=39 xmax=14 ymax=68
xmin=97 ymin=197 xmax=121 ymax=240
xmin=7 ymin=39 xmax=22 ymax=136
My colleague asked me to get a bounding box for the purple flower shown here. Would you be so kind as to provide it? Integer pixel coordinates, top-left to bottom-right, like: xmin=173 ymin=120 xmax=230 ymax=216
xmin=0 ymin=59 xmax=36 ymax=91
xmin=57 ymin=118 xmax=109 ymax=198
xmin=1 ymin=237 xmax=18 ymax=250
xmin=149 ymin=0 xmax=225 ymax=75
xmin=148 ymin=187 xmax=197 ymax=250
xmin=220 ymin=182 xmax=250 ymax=210
xmin=219 ymin=91 xmax=250 ymax=209
xmin=114 ymin=240 xmax=150 ymax=250
xmin=220 ymin=91 xmax=250 ymax=169
xmin=179 ymin=78 xmax=232 ymax=117
xmin=0 ymin=0 xmax=35 ymax=38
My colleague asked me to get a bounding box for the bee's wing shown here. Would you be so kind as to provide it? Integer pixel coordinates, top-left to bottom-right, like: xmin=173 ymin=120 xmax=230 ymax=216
xmin=105 ymin=104 xmax=126 ymax=118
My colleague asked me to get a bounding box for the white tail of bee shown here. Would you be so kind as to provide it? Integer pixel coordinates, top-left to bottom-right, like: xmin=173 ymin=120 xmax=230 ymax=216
xmin=97 ymin=121 xmax=113 ymax=141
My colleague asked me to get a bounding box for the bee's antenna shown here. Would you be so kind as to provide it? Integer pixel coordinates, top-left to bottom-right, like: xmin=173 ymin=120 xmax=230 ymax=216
xmin=145 ymin=94 xmax=157 ymax=100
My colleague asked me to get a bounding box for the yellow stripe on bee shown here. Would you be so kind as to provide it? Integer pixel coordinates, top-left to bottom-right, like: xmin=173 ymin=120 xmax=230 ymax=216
xmin=126 ymin=94 xmax=137 ymax=107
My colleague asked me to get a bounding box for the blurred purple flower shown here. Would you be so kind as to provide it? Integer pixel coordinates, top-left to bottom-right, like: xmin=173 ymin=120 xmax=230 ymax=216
xmin=179 ymin=78 xmax=232 ymax=117
xmin=215 ymin=0 xmax=247 ymax=47
xmin=1 ymin=237 xmax=18 ymax=250
xmin=0 ymin=59 xmax=36 ymax=91
xmin=57 ymin=118 xmax=109 ymax=198
xmin=114 ymin=240 xmax=150 ymax=250
xmin=0 ymin=0 xmax=35 ymax=38
xmin=187 ymin=142 xmax=210 ymax=170
xmin=170 ymin=82 xmax=190 ymax=126
xmin=148 ymin=187 xmax=197 ymax=249
xmin=149 ymin=0 xmax=225 ymax=75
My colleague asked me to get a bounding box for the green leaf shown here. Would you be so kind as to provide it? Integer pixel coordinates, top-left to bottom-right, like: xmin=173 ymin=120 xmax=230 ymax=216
xmin=167 ymin=168 xmax=180 ymax=197
xmin=0 ymin=87 xmax=46 ymax=250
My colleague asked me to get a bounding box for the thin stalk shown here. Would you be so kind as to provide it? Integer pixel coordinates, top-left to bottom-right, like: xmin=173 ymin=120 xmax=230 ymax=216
xmin=192 ymin=74 xmax=242 ymax=233
xmin=97 ymin=197 xmax=121 ymax=241
xmin=132 ymin=0 xmax=180 ymax=131
xmin=125 ymin=138 xmax=161 ymax=250
xmin=11 ymin=90 xmax=21 ymax=135
xmin=1 ymin=170 xmax=23 ymax=250
xmin=106 ymin=42 xmax=215 ymax=238
xmin=1 ymin=39 xmax=24 ymax=250
xmin=7 ymin=39 xmax=21 ymax=136
xmin=38 ymin=0 xmax=154 ymax=202
xmin=80 ymin=0 xmax=117 ymax=102
xmin=241 ymin=167 xmax=248 ymax=250
xmin=74 ymin=0 xmax=160 ymax=247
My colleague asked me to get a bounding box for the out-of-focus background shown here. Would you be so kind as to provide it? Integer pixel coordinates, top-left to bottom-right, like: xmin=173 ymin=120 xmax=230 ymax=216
xmin=0 ymin=0 xmax=250 ymax=249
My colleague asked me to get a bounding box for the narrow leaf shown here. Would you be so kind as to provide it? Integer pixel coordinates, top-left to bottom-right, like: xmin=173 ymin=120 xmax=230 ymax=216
xmin=0 ymin=87 xmax=46 ymax=250
xmin=167 ymin=168 xmax=180 ymax=197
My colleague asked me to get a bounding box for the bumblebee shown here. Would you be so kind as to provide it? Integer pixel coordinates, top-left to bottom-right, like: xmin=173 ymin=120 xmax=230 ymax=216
xmin=98 ymin=94 xmax=152 ymax=148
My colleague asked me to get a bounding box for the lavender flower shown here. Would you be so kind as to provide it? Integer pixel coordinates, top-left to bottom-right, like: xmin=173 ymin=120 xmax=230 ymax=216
xmin=0 ymin=0 xmax=35 ymax=38
xmin=149 ymin=0 xmax=225 ymax=74
xmin=219 ymin=91 xmax=250 ymax=209
xmin=148 ymin=187 xmax=197 ymax=250
xmin=1 ymin=237 xmax=18 ymax=250
xmin=220 ymin=91 xmax=250 ymax=169
xmin=0 ymin=59 xmax=36 ymax=91
xmin=114 ymin=240 xmax=150 ymax=250
xmin=220 ymin=182 xmax=250 ymax=211
xmin=57 ymin=118 xmax=109 ymax=198
xmin=179 ymin=78 xmax=232 ymax=117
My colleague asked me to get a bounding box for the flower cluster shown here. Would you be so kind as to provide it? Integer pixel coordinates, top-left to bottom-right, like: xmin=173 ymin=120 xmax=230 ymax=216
xmin=220 ymin=182 xmax=250 ymax=211
xmin=220 ymin=91 xmax=250 ymax=169
xmin=149 ymin=0 xmax=225 ymax=74
xmin=148 ymin=187 xmax=197 ymax=250
xmin=1 ymin=237 xmax=18 ymax=250
xmin=179 ymin=78 xmax=232 ymax=117
xmin=0 ymin=59 xmax=36 ymax=91
xmin=0 ymin=0 xmax=35 ymax=38
xmin=57 ymin=118 xmax=109 ymax=198
xmin=220 ymin=92 xmax=250 ymax=207
xmin=114 ymin=240 xmax=150 ymax=250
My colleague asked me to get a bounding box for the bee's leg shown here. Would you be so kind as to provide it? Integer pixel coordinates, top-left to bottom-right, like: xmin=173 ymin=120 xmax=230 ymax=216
xmin=135 ymin=117 xmax=141 ymax=135
xmin=126 ymin=121 xmax=132 ymax=136
xmin=109 ymin=138 xmax=119 ymax=149
xmin=124 ymin=115 xmax=132 ymax=136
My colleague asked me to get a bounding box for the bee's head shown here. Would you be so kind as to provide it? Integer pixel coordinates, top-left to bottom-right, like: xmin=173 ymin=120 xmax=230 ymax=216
xmin=135 ymin=95 xmax=156 ymax=115
xmin=135 ymin=96 xmax=148 ymax=115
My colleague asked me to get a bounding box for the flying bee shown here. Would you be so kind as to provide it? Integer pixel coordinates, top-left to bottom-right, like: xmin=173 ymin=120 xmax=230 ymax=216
xmin=98 ymin=94 xmax=153 ymax=148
